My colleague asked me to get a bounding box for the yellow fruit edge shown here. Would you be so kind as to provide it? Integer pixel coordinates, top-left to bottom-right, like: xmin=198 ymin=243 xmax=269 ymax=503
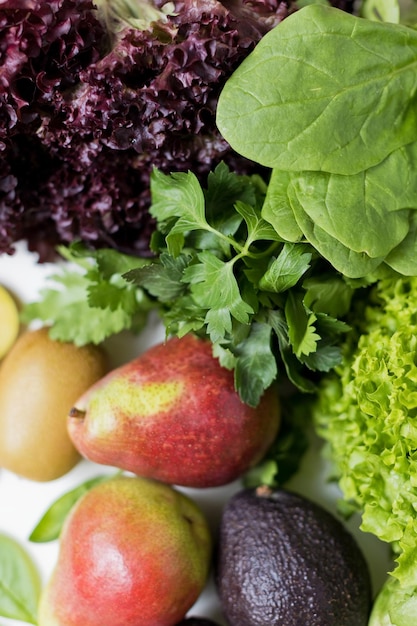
xmin=0 ymin=285 xmax=20 ymax=360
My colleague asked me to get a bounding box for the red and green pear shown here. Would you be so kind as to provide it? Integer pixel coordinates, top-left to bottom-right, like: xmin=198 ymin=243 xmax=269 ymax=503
xmin=68 ymin=334 xmax=280 ymax=488
xmin=38 ymin=475 xmax=212 ymax=626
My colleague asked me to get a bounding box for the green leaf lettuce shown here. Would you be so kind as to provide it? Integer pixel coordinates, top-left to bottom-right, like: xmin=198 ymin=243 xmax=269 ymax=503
xmin=369 ymin=576 xmax=417 ymax=626
xmin=313 ymin=276 xmax=417 ymax=585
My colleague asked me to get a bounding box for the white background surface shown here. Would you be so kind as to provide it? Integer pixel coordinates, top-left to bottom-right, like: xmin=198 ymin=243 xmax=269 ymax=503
xmin=0 ymin=242 xmax=395 ymax=625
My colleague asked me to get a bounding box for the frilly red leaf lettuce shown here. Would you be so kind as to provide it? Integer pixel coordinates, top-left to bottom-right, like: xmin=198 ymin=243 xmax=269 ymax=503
xmin=0 ymin=0 xmax=295 ymax=260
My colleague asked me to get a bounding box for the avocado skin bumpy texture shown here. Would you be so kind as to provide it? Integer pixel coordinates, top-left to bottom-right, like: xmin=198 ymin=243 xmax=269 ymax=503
xmin=215 ymin=487 xmax=372 ymax=626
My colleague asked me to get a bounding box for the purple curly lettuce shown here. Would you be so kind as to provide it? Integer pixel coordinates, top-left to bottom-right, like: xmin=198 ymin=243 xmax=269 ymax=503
xmin=0 ymin=0 xmax=105 ymax=139
xmin=0 ymin=0 xmax=107 ymax=257
xmin=0 ymin=0 xmax=351 ymax=260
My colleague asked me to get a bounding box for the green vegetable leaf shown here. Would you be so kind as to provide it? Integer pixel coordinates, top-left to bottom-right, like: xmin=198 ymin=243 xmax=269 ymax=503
xmin=0 ymin=533 xmax=41 ymax=624
xmin=21 ymin=245 xmax=153 ymax=346
xmin=300 ymin=342 xmax=342 ymax=371
xmin=288 ymin=142 xmax=417 ymax=256
xmin=360 ymin=0 xmax=400 ymax=23
xmin=65 ymin=244 xmax=146 ymax=279
xmin=258 ymin=91 xmax=417 ymax=279
xmin=385 ymin=212 xmax=417 ymax=275
xmin=183 ymin=251 xmax=254 ymax=336
xmin=150 ymin=169 xmax=208 ymax=257
xmin=285 ymin=291 xmax=320 ymax=357
xmin=204 ymin=161 xmax=263 ymax=226
xmin=29 ymin=475 xmax=110 ymax=543
xmin=234 ymin=201 xmax=282 ymax=245
xmin=124 ymin=252 xmax=190 ymax=302
xmin=369 ymin=576 xmax=417 ymax=626
xmin=261 ymin=169 xmax=303 ymax=243
xmin=313 ymin=275 xmax=417 ymax=586
xmin=259 ymin=242 xmax=312 ymax=293
xmin=150 ymin=168 xmax=206 ymax=225
xmin=244 ymin=393 xmax=310 ymax=488
xmin=217 ymin=4 xmax=417 ymax=175
xmin=269 ymin=309 xmax=317 ymax=393
xmin=302 ymin=275 xmax=354 ymax=318
xmin=145 ymin=163 xmax=354 ymax=404
xmin=287 ymin=186 xmax=386 ymax=278
xmin=234 ymin=322 xmax=277 ymax=407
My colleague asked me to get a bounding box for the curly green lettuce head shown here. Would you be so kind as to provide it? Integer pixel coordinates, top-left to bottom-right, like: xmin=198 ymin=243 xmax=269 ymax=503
xmin=313 ymin=276 xmax=417 ymax=585
xmin=369 ymin=576 xmax=417 ymax=626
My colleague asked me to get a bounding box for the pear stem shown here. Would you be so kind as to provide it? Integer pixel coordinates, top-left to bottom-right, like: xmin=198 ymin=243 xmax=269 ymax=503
xmin=69 ymin=407 xmax=86 ymax=420
xmin=256 ymin=485 xmax=273 ymax=498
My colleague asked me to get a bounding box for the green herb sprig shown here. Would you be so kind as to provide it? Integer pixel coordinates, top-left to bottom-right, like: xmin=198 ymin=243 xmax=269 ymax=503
xmin=124 ymin=162 xmax=354 ymax=406
xmin=21 ymin=244 xmax=153 ymax=346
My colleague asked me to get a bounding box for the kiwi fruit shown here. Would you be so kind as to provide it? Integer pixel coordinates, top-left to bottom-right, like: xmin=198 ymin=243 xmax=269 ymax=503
xmin=0 ymin=327 xmax=108 ymax=481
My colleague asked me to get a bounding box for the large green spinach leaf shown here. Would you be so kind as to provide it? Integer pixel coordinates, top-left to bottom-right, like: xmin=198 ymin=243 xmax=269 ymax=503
xmin=288 ymin=192 xmax=386 ymax=278
xmin=216 ymin=4 xmax=417 ymax=175
xmin=262 ymin=141 xmax=417 ymax=277
xmin=385 ymin=214 xmax=417 ymax=275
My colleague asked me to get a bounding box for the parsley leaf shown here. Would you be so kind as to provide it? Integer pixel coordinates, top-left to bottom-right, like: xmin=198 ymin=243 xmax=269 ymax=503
xmin=234 ymin=322 xmax=277 ymax=406
xmin=285 ymin=292 xmax=321 ymax=357
xmin=184 ymin=252 xmax=254 ymax=336
xmin=259 ymin=243 xmax=312 ymax=293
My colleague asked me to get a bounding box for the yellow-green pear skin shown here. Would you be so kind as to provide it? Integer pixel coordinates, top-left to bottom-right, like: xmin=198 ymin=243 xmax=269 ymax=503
xmin=68 ymin=334 xmax=281 ymax=487
xmin=38 ymin=475 xmax=212 ymax=626
xmin=0 ymin=327 xmax=108 ymax=481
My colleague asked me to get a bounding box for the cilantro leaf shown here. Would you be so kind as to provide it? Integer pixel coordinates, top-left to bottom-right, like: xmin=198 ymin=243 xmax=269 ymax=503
xmin=150 ymin=169 xmax=208 ymax=258
xmin=300 ymin=343 xmax=342 ymax=371
xmin=150 ymin=168 xmax=206 ymax=224
xmin=303 ymin=274 xmax=354 ymax=317
xmin=144 ymin=163 xmax=355 ymax=404
xmin=21 ymin=246 xmax=153 ymax=346
xmin=205 ymin=161 xmax=263 ymax=225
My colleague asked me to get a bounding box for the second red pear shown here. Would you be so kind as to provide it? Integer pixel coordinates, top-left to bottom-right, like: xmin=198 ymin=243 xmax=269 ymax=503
xmin=68 ymin=334 xmax=280 ymax=488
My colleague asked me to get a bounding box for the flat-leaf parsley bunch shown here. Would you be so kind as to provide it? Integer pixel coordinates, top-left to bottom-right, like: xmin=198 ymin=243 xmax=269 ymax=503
xmin=124 ymin=162 xmax=356 ymax=406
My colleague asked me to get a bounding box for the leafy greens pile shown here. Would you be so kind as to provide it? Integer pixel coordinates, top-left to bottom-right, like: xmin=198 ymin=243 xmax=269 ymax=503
xmin=12 ymin=1 xmax=417 ymax=620
xmin=216 ymin=4 xmax=417 ymax=279
xmin=23 ymin=162 xmax=356 ymax=408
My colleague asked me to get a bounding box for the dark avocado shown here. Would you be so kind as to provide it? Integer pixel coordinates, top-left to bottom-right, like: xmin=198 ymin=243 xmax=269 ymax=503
xmin=215 ymin=486 xmax=372 ymax=626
